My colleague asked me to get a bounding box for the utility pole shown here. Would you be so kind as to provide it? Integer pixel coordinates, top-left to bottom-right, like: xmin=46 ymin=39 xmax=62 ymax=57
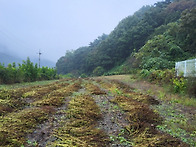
xmin=38 ymin=49 xmax=42 ymax=68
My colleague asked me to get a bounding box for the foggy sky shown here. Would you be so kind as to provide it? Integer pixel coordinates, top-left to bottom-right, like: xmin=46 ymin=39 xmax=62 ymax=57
xmin=0 ymin=0 xmax=160 ymax=62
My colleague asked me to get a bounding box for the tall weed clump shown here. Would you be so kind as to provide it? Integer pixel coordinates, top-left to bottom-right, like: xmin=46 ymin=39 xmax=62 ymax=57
xmin=186 ymin=77 xmax=196 ymax=97
xmin=139 ymin=69 xmax=175 ymax=84
xmin=138 ymin=69 xmax=196 ymax=97
xmin=171 ymin=77 xmax=187 ymax=94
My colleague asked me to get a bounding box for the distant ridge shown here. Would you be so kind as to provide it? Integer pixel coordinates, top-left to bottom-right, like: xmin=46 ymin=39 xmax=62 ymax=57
xmin=0 ymin=52 xmax=22 ymax=66
xmin=0 ymin=52 xmax=55 ymax=68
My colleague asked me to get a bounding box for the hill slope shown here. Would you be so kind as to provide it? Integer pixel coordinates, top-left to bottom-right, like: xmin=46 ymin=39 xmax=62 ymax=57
xmin=0 ymin=52 xmax=55 ymax=67
xmin=56 ymin=0 xmax=196 ymax=76
xmin=0 ymin=52 xmax=22 ymax=66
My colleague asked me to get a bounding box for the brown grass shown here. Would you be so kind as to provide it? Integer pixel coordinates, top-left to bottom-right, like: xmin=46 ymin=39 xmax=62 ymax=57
xmin=0 ymin=107 xmax=55 ymax=146
xmin=85 ymin=83 xmax=106 ymax=95
xmin=111 ymin=96 xmax=188 ymax=146
xmin=49 ymin=95 xmax=109 ymax=147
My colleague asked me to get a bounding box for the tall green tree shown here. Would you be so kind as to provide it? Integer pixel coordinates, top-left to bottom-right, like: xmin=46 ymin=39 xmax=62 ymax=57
xmin=180 ymin=7 xmax=196 ymax=54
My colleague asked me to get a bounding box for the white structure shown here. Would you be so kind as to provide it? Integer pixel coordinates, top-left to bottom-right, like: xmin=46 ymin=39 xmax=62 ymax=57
xmin=175 ymin=59 xmax=196 ymax=77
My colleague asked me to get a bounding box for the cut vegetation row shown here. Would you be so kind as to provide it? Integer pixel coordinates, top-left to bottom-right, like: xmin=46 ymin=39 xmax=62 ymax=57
xmin=0 ymin=77 xmax=194 ymax=146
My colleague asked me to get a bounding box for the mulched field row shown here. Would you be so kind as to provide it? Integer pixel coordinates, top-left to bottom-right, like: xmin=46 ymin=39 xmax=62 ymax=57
xmin=0 ymin=79 xmax=82 ymax=146
xmin=0 ymin=78 xmax=190 ymax=146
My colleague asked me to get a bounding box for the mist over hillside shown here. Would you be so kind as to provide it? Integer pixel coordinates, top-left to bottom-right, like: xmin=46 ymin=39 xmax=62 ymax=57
xmin=0 ymin=30 xmax=55 ymax=67
xmin=0 ymin=46 xmax=55 ymax=67
xmin=0 ymin=52 xmax=22 ymax=66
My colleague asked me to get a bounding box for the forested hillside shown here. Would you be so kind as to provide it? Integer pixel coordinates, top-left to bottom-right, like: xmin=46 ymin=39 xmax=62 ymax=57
xmin=56 ymin=0 xmax=196 ymax=76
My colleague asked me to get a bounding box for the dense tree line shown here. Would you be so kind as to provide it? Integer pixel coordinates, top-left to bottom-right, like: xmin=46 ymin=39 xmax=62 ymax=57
xmin=56 ymin=0 xmax=196 ymax=76
xmin=135 ymin=6 xmax=196 ymax=70
xmin=0 ymin=58 xmax=57 ymax=84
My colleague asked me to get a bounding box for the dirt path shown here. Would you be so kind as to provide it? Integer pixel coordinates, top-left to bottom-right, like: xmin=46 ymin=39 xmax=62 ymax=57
xmin=25 ymin=100 xmax=70 ymax=147
xmin=82 ymin=80 xmax=131 ymax=146
xmin=94 ymin=95 xmax=130 ymax=146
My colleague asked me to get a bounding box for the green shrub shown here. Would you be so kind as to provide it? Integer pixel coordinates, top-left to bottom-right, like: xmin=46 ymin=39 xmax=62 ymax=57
xmin=93 ymin=66 xmax=105 ymax=76
xmin=80 ymin=73 xmax=88 ymax=78
xmin=171 ymin=77 xmax=187 ymax=94
xmin=59 ymin=73 xmax=74 ymax=79
xmin=141 ymin=57 xmax=174 ymax=70
xmin=138 ymin=69 xmax=196 ymax=98
xmin=139 ymin=69 xmax=151 ymax=78
xmin=139 ymin=69 xmax=175 ymax=85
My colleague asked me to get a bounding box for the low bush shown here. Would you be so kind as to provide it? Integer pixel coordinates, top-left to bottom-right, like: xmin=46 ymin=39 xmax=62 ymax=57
xmin=93 ymin=66 xmax=105 ymax=76
xmin=138 ymin=69 xmax=196 ymax=97
xmin=139 ymin=69 xmax=175 ymax=84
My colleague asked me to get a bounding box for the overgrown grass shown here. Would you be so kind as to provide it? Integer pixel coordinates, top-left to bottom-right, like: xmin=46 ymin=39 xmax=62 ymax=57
xmin=138 ymin=69 xmax=196 ymax=99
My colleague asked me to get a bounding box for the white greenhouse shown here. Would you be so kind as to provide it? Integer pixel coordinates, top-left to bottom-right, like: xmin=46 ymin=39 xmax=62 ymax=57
xmin=175 ymin=59 xmax=196 ymax=77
